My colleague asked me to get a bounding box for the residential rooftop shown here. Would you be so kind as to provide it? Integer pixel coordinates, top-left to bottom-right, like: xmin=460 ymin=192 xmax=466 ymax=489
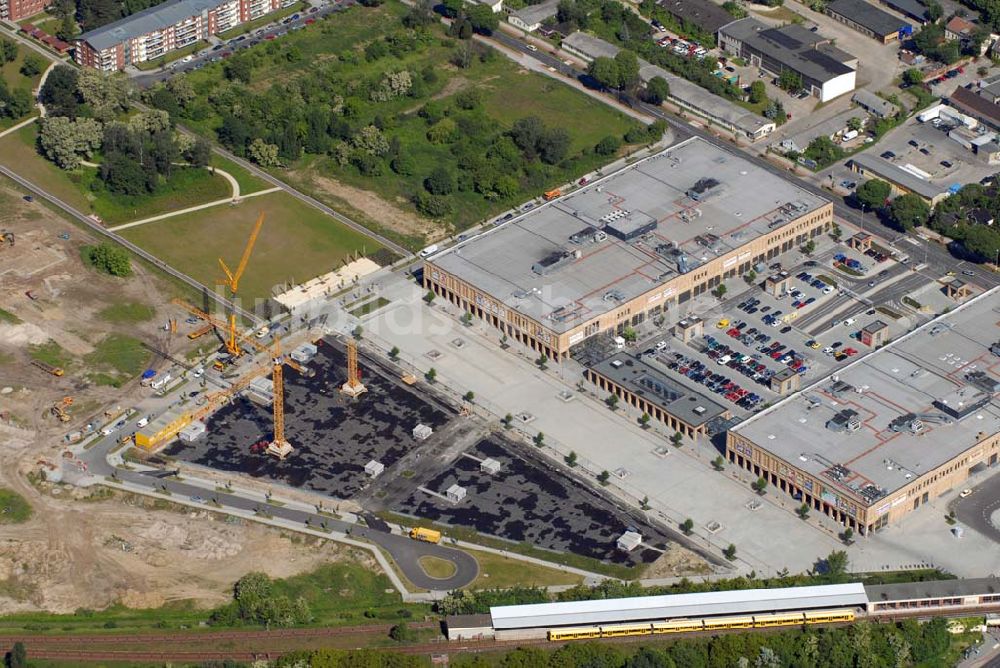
xmin=825 ymin=0 xmax=912 ymax=36
xmin=590 ymin=352 xmax=729 ymax=427
xmin=849 ymin=153 xmax=950 ymax=200
xmin=78 ymin=0 xmax=229 ymax=51
xmin=509 ymin=0 xmax=559 ymax=27
xmin=950 ymin=86 xmax=1000 ymax=127
xmin=428 ymin=137 xmax=827 ymax=333
xmin=732 ymin=290 xmax=1000 ymax=505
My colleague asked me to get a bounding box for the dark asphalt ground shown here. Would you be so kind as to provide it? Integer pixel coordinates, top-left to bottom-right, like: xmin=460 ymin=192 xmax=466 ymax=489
xmin=950 ymin=471 xmax=1000 ymax=544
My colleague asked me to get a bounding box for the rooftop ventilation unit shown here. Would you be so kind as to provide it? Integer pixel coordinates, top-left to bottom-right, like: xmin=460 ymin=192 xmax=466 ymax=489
xmin=826 ymin=408 xmax=861 ymax=432
xmin=531 ymin=249 xmax=581 ymax=276
xmin=889 ymin=413 xmax=925 ymax=434
xmin=828 ymin=380 xmax=854 ymax=398
xmin=686 ymin=177 xmax=722 ymax=201
xmin=965 ymin=370 xmax=1000 ymax=394
xmin=825 ymin=464 xmax=851 ymax=482
xmin=990 ymin=340 xmax=1000 ymax=357
xmin=859 ymin=484 xmax=886 ymax=503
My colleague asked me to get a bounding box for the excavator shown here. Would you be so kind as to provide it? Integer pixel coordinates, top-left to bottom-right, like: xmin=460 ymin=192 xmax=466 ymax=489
xmin=0 ymin=230 xmax=14 ymax=249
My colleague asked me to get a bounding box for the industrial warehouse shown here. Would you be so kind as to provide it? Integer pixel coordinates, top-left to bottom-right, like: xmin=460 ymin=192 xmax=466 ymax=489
xmin=423 ymin=138 xmax=833 ymax=361
xmin=445 ymin=577 xmax=1000 ymax=641
xmin=727 ymin=290 xmax=1000 ymax=536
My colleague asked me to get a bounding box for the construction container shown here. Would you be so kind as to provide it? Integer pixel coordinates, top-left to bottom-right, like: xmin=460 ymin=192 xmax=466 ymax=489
xmin=290 ymin=343 xmax=318 ymax=364
xmin=364 ymin=460 xmax=385 ymax=477
xmin=412 ymin=424 xmax=433 ymax=440
xmin=481 ymin=458 xmax=501 ymax=475
xmin=446 ymin=484 xmax=467 ymax=503
xmin=179 ymin=421 xmax=207 ymax=443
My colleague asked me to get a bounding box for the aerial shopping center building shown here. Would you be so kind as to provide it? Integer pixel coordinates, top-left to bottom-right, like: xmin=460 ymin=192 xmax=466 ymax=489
xmin=423 ymin=137 xmax=833 ymax=361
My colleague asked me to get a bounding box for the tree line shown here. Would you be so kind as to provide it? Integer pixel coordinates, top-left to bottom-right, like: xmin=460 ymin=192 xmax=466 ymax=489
xmin=0 ymin=38 xmax=38 ymax=122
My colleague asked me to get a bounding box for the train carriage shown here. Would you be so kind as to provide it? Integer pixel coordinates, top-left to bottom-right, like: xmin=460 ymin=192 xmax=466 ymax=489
xmin=753 ymin=612 xmax=807 ymax=627
xmin=804 ymin=608 xmax=856 ymax=624
xmin=652 ymin=619 xmax=705 ymax=634
xmin=702 ymin=615 xmax=755 ymax=631
xmin=600 ymin=623 xmax=654 ymax=637
xmin=548 ymin=626 xmax=602 ymax=641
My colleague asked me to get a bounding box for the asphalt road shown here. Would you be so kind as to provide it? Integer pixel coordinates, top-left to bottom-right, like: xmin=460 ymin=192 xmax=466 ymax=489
xmin=80 ymin=411 xmax=478 ymax=591
xmin=951 ymin=474 xmax=1000 ymax=545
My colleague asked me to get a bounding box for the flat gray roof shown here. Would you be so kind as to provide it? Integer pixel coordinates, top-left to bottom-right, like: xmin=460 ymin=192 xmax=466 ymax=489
xmin=445 ymin=614 xmax=494 ymax=629
xmin=657 ymin=0 xmax=738 ymax=34
xmin=850 ymin=153 xmax=949 ymax=199
xmin=733 ymin=289 xmax=1000 ymax=505
xmin=826 ymin=0 xmax=912 ymax=36
xmin=429 ymin=137 xmax=826 ymax=333
xmin=79 ymin=0 xmax=229 ymax=51
xmin=880 ymin=0 xmax=927 ymax=21
xmin=490 ymin=583 xmax=867 ymax=628
xmin=510 ymin=0 xmax=559 ymax=26
xmin=865 ymin=577 xmax=1000 ymax=603
xmin=590 ymin=352 xmax=728 ymax=427
xmin=721 ymin=19 xmax=855 ymax=84
xmin=853 ymin=90 xmax=899 ymax=117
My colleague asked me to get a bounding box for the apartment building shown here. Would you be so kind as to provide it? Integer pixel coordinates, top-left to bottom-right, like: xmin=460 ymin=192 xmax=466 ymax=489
xmin=75 ymin=0 xmax=280 ymax=70
xmin=0 ymin=0 xmax=49 ymax=22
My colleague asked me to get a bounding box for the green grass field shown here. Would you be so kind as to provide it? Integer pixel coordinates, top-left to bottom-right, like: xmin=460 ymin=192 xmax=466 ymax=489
xmin=84 ymin=334 xmax=149 ymax=387
xmin=210 ymin=153 xmax=269 ymax=195
xmin=120 ymin=191 xmax=383 ymax=302
xmin=28 ymin=339 xmax=72 ymax=368
xmin=0 ymin=124 xmax=233 ymax=223
xmin=0 ymin=307 xmax=21 ymax=324
xmin=0 ymin=488 xmax=32 ymax=524
xmin=97 ymin=302 xmax=156 ymax=323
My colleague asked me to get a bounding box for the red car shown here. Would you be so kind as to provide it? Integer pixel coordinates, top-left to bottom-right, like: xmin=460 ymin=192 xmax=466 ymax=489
xmin=844 ymin=348 xmax=858 ymax=356
xmin=305 ymin=17 xmax=316 ymax=24
xmin=264 ymin=33 xmax=277 ymax=40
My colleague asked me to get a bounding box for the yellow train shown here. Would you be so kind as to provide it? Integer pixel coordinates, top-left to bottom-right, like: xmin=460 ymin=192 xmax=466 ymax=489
xmin=547 ymin=608 xmax=856 ymax=641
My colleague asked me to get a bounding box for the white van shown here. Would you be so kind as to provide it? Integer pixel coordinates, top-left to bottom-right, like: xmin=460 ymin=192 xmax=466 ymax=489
xmin=613 ymin=335 xmax=626 ymax=349
xmin=419 ymin=244 xmax=439 ymax=258
xmin=843 ymin=318 xmax=856 ymax=327
xmin=150 ymin=373 xmax=172 ymax=390
xmin=136 ymin=416 xmax=150 ymax=428
xmin=717 ymin=354 xmax=732 ymax=365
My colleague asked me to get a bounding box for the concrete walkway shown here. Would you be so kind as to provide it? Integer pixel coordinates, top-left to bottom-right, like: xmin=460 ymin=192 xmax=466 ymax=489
xmin=0 ymin=115 xmax=37 ymax=139
xmin=107 ymin=186 xmax=281 ymax=232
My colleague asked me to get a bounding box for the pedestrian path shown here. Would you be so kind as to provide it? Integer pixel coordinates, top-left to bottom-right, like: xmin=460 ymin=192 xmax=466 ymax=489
xmin=108 ymin=186 xmax=281 ymax=231
xmin=0 ymin=115 xmax=37 ymax=139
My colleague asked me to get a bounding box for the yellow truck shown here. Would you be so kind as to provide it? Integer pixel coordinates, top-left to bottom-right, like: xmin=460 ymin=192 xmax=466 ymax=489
xmin=409 ymin=527 xmax=442 ymax=544
xmin=32 ymin=359 xmax=64 ymax=377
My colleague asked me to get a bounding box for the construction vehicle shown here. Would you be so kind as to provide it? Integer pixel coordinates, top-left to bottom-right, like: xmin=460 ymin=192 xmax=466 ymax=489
xmin=50 ymin=397 xmax=73 ymax=422
xmin=218 ymin=212 xmax=265 ymax=358
xmin=188 ymin=324 xmax=213 ymax=340
xmin=32 ymin=359 xmax=64 ymax=377
xmin=0 ymin=230 xmax=14 ymax=249
xmin=409 ymin=527 xmax=442 ymax=544
xmin=543 ymin=189 xmax=561 ymax=201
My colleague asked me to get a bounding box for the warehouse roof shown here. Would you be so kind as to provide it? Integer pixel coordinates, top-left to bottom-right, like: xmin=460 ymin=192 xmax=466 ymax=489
xmin=866 ymin=577 xmax=1000 ymax=603
xmin=733 ymin=288 xmax=1000 ymax=508
xmin=79 ymin=0 xmax=229 ymax=51
xmin=853 ymin=90 xmax=899 ymax=118
xmin=427 ymin=137 xmax=826 ymax=334
xmin=825 ymin=0 xmax=912 ymax=37
xmin=879 ymin=0 xmax=927 ymax=22
xmin=849 ymin=153 xmax=950 ymax=200
xmin=490 ymin=583 xmax=868 ymax=628
xmin=590 ymin=353 xmax=728 ymax=427
xmin=656 ymin=0 xmax=738 ymax=34
xmin=721 ymin=19 xmax=855 ymax=85
xmin=509 ymin=0 xmax=559 ymax=27
xmin=950 ymin=86 xmax=1000 ymax=128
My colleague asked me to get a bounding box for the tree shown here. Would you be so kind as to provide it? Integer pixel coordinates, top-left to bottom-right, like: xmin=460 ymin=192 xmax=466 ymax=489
xmin=723 ymin=0 xmax=748 ymax=18
xmin=565 ymin=450 xmax=578 ymax=467
xmin=644 ymin=75 xmax=669 ymax=105
xmin=77 ymin=69 xmax=131 ymax=121
xmin=749 ymin=79 xmax=767 ymax=104
xmin=670 ymin=432 xmax=683 ymax=447
xmin=597 ymin=470 xmax=610 ymax=485
xmin=423 ymin=290 xmax=436 ymax=304
xmin=595 ymin=134 xmax=622 ymax=156
xmin=389 ymin=346 xmax=400 ymax=361
xmin=712 ymin=456 xmax=725 ymax=471
xmin=467 ymin=4 xmax=500 ymax=33
xmin=803 ymin=136 xmax=845 ymax=167
xmin=502 ymin=413 xmax=513 ymax=428
xmin=424 ymin=166 xmax=455 ymax=195
xmin=425 ymin=367 xmax=437 ymax=383
xmin=537 ymin=128 xmax=570 ymax=164
xmin=855 ymin=179 xmax=891 ymax=210
xmin=440 ymin=0 xmax=462 ymax=16
xmin=463 ymin=390 xmax=475 ymax=403
xmin=223 ymin=56 xmax=252 ymax=83
xmin=389 ymin=622 xmax=413 ymax=642
xmin=903 ymin=68 xmax=924 ymax=86
xmin=925 ymin=0 xmax=942 ymax=21
xmin=888 ymin=194 xmax=930 ymax=231
xmin=100 ymin=153 xmax=149 ymax=195
xmin=622 ymin=326 xmax=637 ymax=342
xmin=752 ymin=477 xmax=768 ymax=495
xmin=723 ymin=543 xmax=737 ymax=560
xmin=801 ymin=240 xmax=816 ymax=255
xmin=822 ymin=549 xmax=850 ymax=579
xmin=352 ymin=325 xmax=363 ymax=340
xmin=19 ymin=53 xmax=43 ymax=77
xmin=247 ymin=138 xmax=280 ymax=167
xmin=588 ymin=56 xmax=620 ymax=89
xmin=797 ymin=503 xmax=810 ymax=519
xmin=639 ymin=413 xmax=651 ymax=428
xmin=0 ymin=38 xmax=16 ymax=64
xmin=533 ymin=432 xmax=545 ymax=447
xmin=846 ymin=116 xmax=863 ymax=132
xmin=606 ymin=394 xmax=619 ymax=410
xmin=38 ymin=117 xmax=103 ymax=169
xmin=841 ymin=527 xmax=855 ymax=543
xmin=88 ymin=242 xmax=132 ymax=276
xmin=6 ymin=641 xmax=26 ymax=668
xmin=713 ymin=284 xmax=727 ymax=298
xmin=186 ymin=136 xmax=212 ymax=168
xmin=680 ymin=518 xmax=694 ymax=535
xmin=614 ymin=49 xmax=640 ymax=89
xmin=535 ymin=354 xmax=548 ymax=370
xmin=778 ymin=69 xmax=803 ymax=92
xmin=764 ymin=99 xmax=787 ymax=124
xmin=39 ymin=65 xmax=79 ymax=118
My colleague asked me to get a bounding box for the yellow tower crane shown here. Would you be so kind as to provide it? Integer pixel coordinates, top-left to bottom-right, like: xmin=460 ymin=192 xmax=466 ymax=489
xmin=218 ymin=212 xmax=265 ymax=358
xmin=340 ymin=338 xmax=367 ymax=397
xmin=265 ymin=337 xmax=293 ymax=459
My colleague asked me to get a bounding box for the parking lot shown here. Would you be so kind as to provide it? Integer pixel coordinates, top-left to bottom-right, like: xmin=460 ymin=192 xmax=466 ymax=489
xmin=382 ymin=435 xmax=681 ymax=567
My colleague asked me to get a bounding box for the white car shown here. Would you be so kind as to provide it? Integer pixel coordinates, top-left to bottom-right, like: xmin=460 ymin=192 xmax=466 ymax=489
xmin=192 ymin=366 xmax=204 ymax=378
xmin=655 ymin=340 xmax=668 ymax=351
xmin=959 ymin=489 xmax=973 ymax=498
xmin=136 ymin=416 xmax=150 ymax=428
xmin=526 ymin=44 xmax=537 ymax=52
xmin=822 ymin=346 xmax=834 ymax=355
xmin=255 ymin=326 xmax=269 ymax=339
xmin=181 ymin=55 xmax=194 ymax=63
xmin=822 ymin=286 xmax=834 ymax=295
xmin=843 ymin=318 xmax=856 ymax=327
